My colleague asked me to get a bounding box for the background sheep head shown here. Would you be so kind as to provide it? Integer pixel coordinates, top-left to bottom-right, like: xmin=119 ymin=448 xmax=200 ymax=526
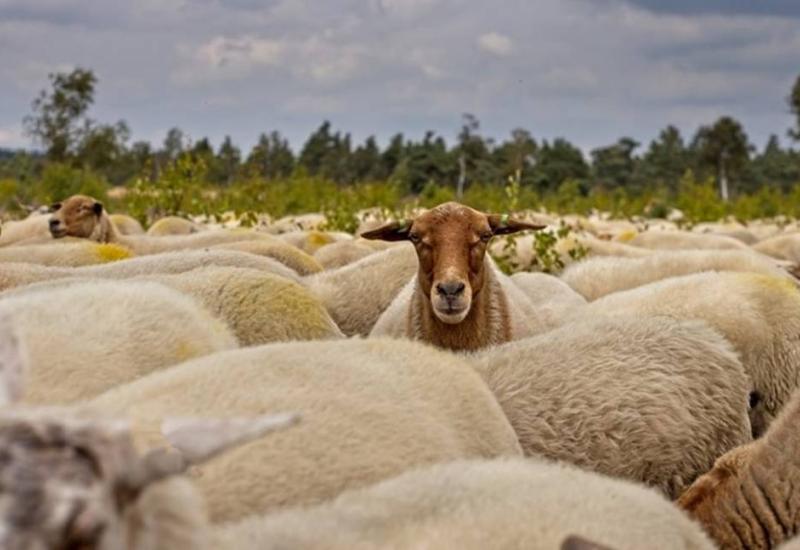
xmin=362 ymin=202 xmax=544 ymax=324
xmin=49 ymin=195 xmax=105 ymax=240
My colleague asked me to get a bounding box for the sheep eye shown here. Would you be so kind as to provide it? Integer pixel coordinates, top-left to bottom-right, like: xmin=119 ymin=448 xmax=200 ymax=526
xmin=479 ymin=232 xmax=493 ymax=242
xmin=409 ymin=233 xmax=421 ymax=244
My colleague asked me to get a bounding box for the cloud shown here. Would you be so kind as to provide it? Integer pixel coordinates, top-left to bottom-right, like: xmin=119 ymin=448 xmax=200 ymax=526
xmin=477 ymin=32 xmax=513 ymax=56
xmin=617 ymin=0 xmax=800 ymax=18
xmin=0 ymin=124 xmax=25 ymax=148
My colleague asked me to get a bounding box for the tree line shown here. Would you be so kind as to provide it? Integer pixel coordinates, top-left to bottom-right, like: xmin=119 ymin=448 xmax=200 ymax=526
xmin=2 ymin=68 xmax=800 ymax=203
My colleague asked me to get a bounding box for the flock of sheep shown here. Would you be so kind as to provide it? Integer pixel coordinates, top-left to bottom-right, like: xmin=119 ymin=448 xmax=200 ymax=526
xmin=1 ymin=195 xmax=800 ymax=549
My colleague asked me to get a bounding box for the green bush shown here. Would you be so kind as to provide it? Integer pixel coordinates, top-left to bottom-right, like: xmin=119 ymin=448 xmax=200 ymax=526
xmin=35 ymin=163 xmax=109 ymax=204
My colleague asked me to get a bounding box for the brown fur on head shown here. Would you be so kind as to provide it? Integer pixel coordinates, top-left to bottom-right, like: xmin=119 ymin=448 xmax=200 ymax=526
xmin=49 ymin=195 xmax=112 ymax=242
xmin=362 ymin=202 xmax=544 ymax=324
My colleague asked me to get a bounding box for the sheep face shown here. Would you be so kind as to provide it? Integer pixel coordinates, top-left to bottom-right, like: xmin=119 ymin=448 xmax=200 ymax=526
xmin=363 ymin=202 xmax=544 ymax=324
xmin=0 ymin=414 xmax=142 ymax=550
xmin=49 ymin=195 xmax=105 ymax=239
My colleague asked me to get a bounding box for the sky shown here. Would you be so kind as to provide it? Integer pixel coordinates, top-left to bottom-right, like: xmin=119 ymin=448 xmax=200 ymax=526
xmin=0 ymin=0 xmax=798 ymax=155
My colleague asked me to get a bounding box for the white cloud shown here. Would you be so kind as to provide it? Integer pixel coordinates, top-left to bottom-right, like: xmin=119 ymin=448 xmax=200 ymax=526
xmin=477 ymin=32 xmax=513 ymax=56
xmin=0 ymin=125 xmax=26 ymax=148
xmin=175 ymin=35 xmax=284 ymax=83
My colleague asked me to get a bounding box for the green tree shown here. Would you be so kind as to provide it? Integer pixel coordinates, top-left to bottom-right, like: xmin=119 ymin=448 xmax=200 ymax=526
xmin=591 ymin=137 xmax=640 ymax=191
xmin=245 ymin=131 xmax=295 ymax=179
xmin=749 ymin=135 xmax=800 ymax=193
xmin=692 ymin=116 xmax=752 ymax=201
xmin=299 ymin=121 xmax=334 ymax=176
xmin=639 ymin=125 xmax=689 ymax=194
xmin=455 ymin=113 xmax=497 ymax=194
xmin=350 ymin=136 xmax=385 ymax=181
xmin=531 ymin=138 xmax=589 ymax=193
xmin=23 ymin=68 xmax=97 ymax=162
xmin=215 ymin=135 xmax=241 ymax=185
xmin=790 ymin=74 xmax=800 ymax=141
xmin=493 ymin=128 xmax=537 ymax=183
xmin=76 ymin=120 xmax=130 ymax=183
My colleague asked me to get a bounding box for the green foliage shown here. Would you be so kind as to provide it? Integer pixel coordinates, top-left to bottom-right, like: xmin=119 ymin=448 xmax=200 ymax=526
xmin=124 ymin=153 xmax=206 ymax=224
xmin=35 ymin=163 xmax=108 ymax=204
xmin=674 ymin=171 xmax=727 ymax=223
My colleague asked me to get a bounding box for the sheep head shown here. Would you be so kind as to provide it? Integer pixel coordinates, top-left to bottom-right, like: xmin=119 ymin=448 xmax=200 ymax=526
xmin=0 ymin=410 xmax=299 ymax=550
xmin=362 ymin=202 xmax=544 ymax=324
xmin=49 ymin=195 xmax=105 ymax=240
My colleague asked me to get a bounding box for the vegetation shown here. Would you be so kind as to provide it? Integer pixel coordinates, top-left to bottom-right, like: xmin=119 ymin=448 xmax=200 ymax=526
xmin=1 ymin=67 xmax=800 ymax=226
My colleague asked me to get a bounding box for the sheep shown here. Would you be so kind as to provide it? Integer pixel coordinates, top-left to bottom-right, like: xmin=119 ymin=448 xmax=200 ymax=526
xmin=87 ymin=337 xmax=523 ymax=522
xmin=210 ymin=239 xmax=323 ymax=275
xmin=569 ymin=271 xmax=800 ymax=436
xmin=6 ymin=267 xmax=344 ymax=346
xmin=0 ymin=404 xmax=298 ymax=550
xmin=313 ymin=239 xmax=396 ymax=270
xmin=0 ymin=241 xmax=133 ymax=267
xmin=0 ymin=249 xmax=300 ymax=292
xmin=305 ymin=244 xmax=419 ymax=336
xmin=265 ymin=212 xmax=327 ymax=234
xmin=364 ymin=202 xmax=547 ymax=351
xmin=215 ymin=457 xmax=714 ymax=550
xmin=677 ymin=386 xmax=800 ymax=549
xmin=781 ymin=538 xmax=800 ymax=550
xmin=0 ymin=213 xmax=51 ymax=246
xmin=561 ymin=250 xmax=794 ymax=301
xmin=509 ymin=272 xmax=587 ymax=329
xmin=147 ymin=216 xmax=202 ymax=236
xmin=0 ymin=280 xmax=236 ymax=404
xmin=46 ymin=195 xmax=290 ymax=256
xmin=753 ymin=233 xmax=800 ymax=262
xmin=277 ymin=229 xmax=353 ymax=254
xmin=109 ymin=213 xmax=145 ymax=235
xmin=468 ymin=315 xmax=752 ymax=498
xmin=628 ymin=230 xmax=750 ymax=251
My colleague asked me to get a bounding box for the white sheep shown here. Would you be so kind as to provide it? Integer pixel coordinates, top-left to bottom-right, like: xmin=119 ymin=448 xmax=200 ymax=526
xmin=209 ymin=238 xmax=323 ymax=275
xmin=146 ymin=216 xmax=202 ymax=236
xmin=87 ymin=337 xmax=523 ymax=522
xmin=0 ymin=280 xmax=236 ymax=404
xmin=216 ymin=457 xmax=714 ymax=550
xmin=628 ymin=230 xmax=750 ymax=251
xmin=108 ymin=213 xmax=145 ymax=235
xmin=6 ymin=267 xmax=344 ymax=345
xmin=365 ymin=202 xmax=547 ymax=350
xmin=509 ymin=271 xmax=587 ymax=329
xmin=469 ymin=315 xmax=752 ymax=498
xmin=560 ymin=250 xmax=794 ymax=301
xmin=0 ymin=249 xmax=300 ymax=292
xmin=277 ymin=229 xmax=353 ymax=254
xmin=0 ymin=213 xmax=51 ymax=246
xmin=678 ymin=386 xmax=800 ymax=549
xmin=306 ymin=244 xmax=418 ymax=336
xmin=753 ymin=232 xmax=800 ymax=262
xmin=0 ymin=404 xmax=298 ymax=550
xmin=313 ymin=239 xmax=396 ymax=270
xmin=569 ymin=271 xmax=800 ymax=436
xmin=0 ymin=241 xmax=133 ymax=267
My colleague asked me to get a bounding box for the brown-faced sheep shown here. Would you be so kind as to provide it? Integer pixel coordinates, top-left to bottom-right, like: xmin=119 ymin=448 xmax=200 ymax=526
xmin=469 ymin=315 xmax=752 ymax=498
xmin=216 ymin=458 xmax=714 ymax=550
xmin=678 ymin=386 xmax=800 ymax=549
xmin=87 ymin=338 xmax=523 ymax=522
xmin=305 ymin=244 xmax=418 ymax=336
xmin=569 ymin=272 xmax=800 ymax=436
xmin=364 ymin=202 xmax=546 ymax=351
xmin=0 ymin=280 xmax=236 ymax=404
xmin=561 ymin=250 xmax=793 ymax=301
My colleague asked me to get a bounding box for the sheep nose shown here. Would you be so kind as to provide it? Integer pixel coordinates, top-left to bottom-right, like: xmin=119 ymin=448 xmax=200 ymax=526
xmin=436 ymin=281 xmax=466 ymax=298
xmin=49 ymin=219 xmax=60 ymax=229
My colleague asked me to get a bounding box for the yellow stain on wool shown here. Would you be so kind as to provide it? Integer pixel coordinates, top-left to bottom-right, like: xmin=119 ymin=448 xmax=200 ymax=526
xmin=94 ymin=243 xmax=133 ymax=263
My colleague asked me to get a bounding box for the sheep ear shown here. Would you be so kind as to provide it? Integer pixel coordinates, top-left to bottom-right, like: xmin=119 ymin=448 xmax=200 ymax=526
xmin=92 ymin=202 xmax=104 ymax=216
xmin=560 ymin=535 xmax=615 ymax=550
xmin=0 ymin=314 xmax=26 ymax=405
xmin=488 ymin=214 xmax=546 ymax=236
xmin=360 ymin=221 xmax=412 ymax=242
xmin=161 ymin=412 xmax=300 ymax=465
xmin=50 ymin=202 xmax=62 ymax=212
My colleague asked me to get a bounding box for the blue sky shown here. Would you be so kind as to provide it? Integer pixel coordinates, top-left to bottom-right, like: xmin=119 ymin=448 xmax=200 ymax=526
xmin=0 ymin=0 xmax=798 ymax=154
